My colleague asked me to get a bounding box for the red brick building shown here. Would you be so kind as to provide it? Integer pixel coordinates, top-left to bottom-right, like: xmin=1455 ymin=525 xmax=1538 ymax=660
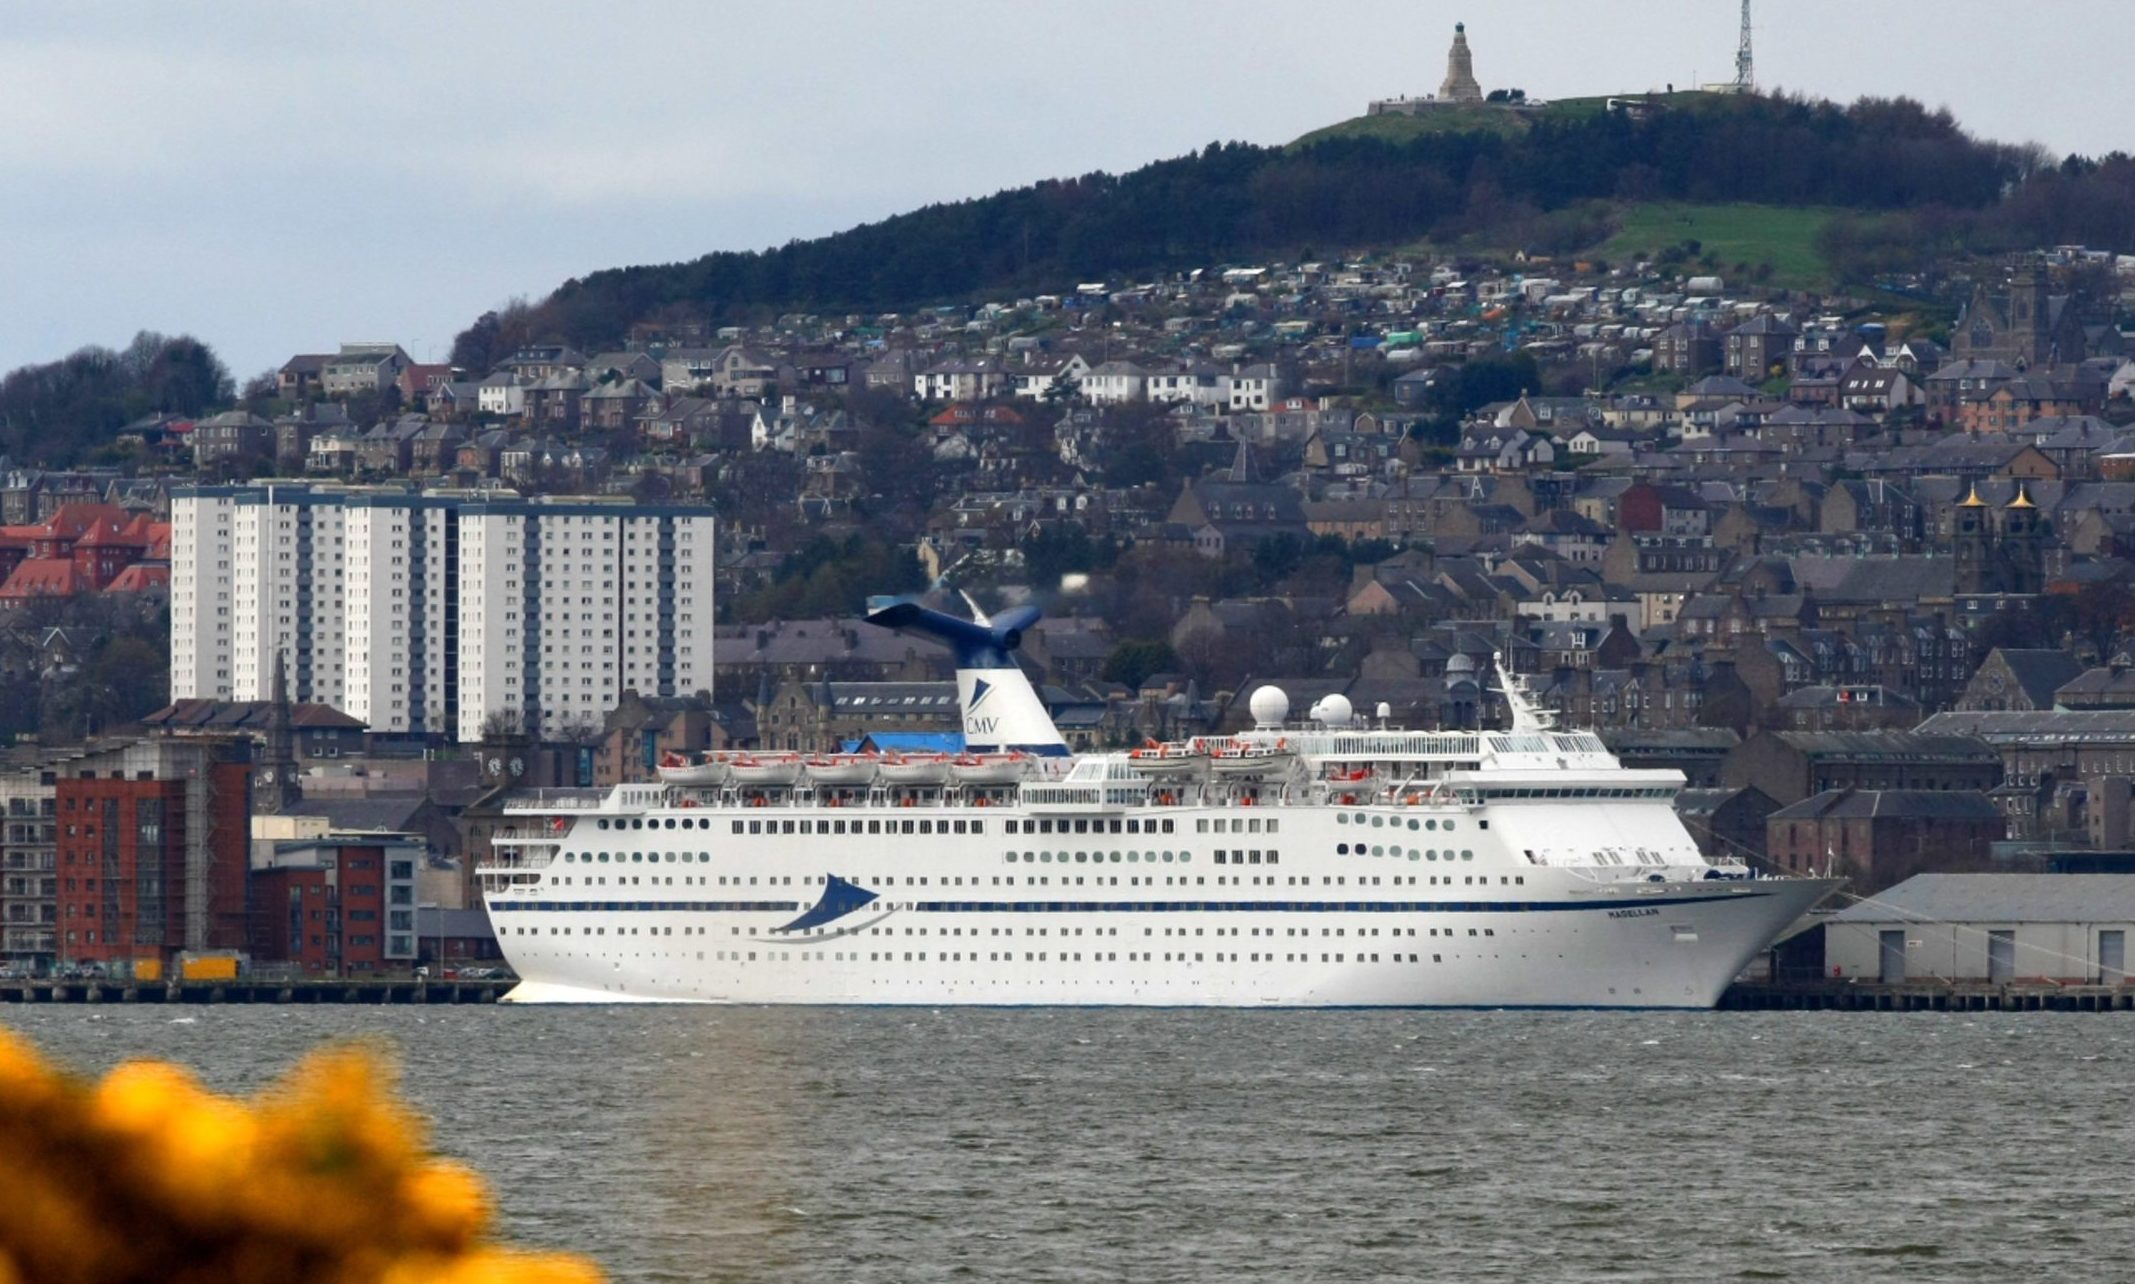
xmin=250 ymin=835 xmax=421 ymax=975
xmin=0 ymin=504 xmax=169 ymax=607
xmin=1767 ymin=788 xmax=2006 ymax=895
xmin=52 ymin=739 xmax=251 ymax=973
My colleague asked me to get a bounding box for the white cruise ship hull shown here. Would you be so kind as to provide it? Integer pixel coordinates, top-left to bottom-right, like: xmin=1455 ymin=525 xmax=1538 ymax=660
xmin=484 ymin=801 xmax=1835 ymax=1010
xmin=483 ymin=596 xmax=1835 ymax=1010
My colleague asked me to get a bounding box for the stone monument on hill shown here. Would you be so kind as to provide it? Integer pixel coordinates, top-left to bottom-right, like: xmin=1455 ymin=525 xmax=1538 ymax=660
xmin=1439 ymin=22 xmax=1483 ymax=103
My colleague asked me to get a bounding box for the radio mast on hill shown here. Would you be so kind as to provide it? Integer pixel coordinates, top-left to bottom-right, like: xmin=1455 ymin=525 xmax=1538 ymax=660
xmin=1734 ymin=0 xmax=1755 ymax=93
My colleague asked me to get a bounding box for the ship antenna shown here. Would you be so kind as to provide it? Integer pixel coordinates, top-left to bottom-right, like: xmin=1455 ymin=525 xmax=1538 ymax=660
xmin=1491 ymin=652 xmax=1556 ymax=733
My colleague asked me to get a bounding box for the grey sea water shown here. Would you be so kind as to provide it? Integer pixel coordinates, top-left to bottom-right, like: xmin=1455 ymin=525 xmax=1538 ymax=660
xmin=5 ymin=1006 xmax=2132 ymax=1283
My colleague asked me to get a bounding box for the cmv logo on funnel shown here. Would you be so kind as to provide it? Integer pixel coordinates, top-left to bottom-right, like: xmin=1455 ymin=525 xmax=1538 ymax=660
xmin=965 ymin=677 xmax=1002 ymax=737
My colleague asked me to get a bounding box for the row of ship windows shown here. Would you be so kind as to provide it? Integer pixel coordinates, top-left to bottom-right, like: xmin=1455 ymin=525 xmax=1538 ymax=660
xmin=1006 ymin=850 xmax=1196 ymax=865
xmin=1465 ymin=788 xmax=1672 ymax=801
xmin=594 ymin=817 xmax=988 ymax=836
xmin=1337 ymin=844 xmax=1477 ymax=862
xmin=1337 ymin=814 xmax=1463 ymax=831
xmin=506 ymin=924 xmax=1496 ymax=940
xmin=525 ymin=946 xmax=1459 ymax=966
xmin=1007 ymin=818 xmax=1184 ymax=835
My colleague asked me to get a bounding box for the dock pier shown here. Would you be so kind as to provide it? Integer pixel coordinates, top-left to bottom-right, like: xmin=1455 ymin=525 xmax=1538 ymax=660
xmin=1 ymin=979 xmax=512 ymax=1005
xmin=1721 ymin=981 xmax=2135 ymax=1012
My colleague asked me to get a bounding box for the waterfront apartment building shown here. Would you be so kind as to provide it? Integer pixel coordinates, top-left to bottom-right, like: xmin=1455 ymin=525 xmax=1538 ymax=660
xmin=171 ymin=484 xmax=718 ymax=743
xmin=0 ymin=768 xmax=58 ymax=969
xmin=51 ymin=737 xmax=254 ymax=973
xmin=250 ymin=833 xmax=422 ymax=975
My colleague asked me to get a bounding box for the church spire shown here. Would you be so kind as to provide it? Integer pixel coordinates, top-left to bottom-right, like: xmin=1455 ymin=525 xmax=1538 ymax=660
xmin=259 ymin=650 xmax=301 ymax=815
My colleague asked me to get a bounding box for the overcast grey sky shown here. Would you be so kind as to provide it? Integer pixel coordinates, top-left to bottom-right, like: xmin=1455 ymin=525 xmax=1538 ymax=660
xmin=3 ymin=1 xmax=2126 ymax=379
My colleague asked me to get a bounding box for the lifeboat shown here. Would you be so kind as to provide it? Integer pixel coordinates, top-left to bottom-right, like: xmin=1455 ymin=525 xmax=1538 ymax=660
xmin=656 ymin=751 xmax=730 ymax=787
xmin=1207 ymin=739 xmax=1297 ymax=779
xmin=804 ymin=753 xmax=878 ymax=786
xmin=877 ymin=752 xmax=952 ymax=786
xmin=727 ymin=752 xmax=804 ymax=786
xmin=1126 ymin=740 xmax=1208 ymax=779
xmin=949 ymin=752 xmax=1029 ymax=786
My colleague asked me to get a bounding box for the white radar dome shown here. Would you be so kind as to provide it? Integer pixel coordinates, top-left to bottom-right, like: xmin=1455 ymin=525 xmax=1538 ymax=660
xmin=1310 ymin=693 xmax=1355 ymax=727
xmin=1248 ymin=685 xmax=1291 ymax=729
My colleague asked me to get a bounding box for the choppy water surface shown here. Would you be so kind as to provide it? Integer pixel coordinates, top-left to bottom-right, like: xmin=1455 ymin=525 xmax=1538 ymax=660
xmin=7 ymin=1006 xmax=2133 ymax=1282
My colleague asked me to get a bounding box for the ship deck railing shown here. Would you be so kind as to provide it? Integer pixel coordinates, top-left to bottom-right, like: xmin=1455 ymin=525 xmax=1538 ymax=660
xmin=502 ymin=789 xmax=614 ymax=813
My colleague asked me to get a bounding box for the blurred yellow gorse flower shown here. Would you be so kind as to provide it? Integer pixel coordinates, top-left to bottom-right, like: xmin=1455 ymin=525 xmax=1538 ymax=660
xmin=0 ymin=1027 xmax=601 ymax=1284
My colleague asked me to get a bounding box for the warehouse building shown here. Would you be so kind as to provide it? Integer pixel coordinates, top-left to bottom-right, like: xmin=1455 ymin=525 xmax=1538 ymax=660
xmin=1826 ymin=873 xmax=2135 ymax=985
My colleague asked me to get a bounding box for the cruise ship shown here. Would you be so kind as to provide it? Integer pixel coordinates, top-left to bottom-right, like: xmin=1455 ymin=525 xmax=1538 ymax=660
xmin=479 ymin=597 xmax=1835 ymax=1007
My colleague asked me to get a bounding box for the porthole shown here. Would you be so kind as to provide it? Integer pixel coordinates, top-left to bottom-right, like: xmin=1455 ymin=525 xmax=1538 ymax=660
xmin=1337 ymin=843 xmax=1349 ymax=855
xmin=1408 ymin=819 xmax=1420 ymax=831
xmin=1445 ymin=821 xmax=1457 ymax=832
xmin=1462 ymin=850 xmax=1474 ymax=860
xmin=1426 ymin=819 xmax=1438 ymax=831
xmin=1337 ymin=814 xmax=1349 ymax=825
xmin=1370 ymin=815 xmax=1384 ymax=828
xmin=1371 ymin=846 xmax=1383 ymax=857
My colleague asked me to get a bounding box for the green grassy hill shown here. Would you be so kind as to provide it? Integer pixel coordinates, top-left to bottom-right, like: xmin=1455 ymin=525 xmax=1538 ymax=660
xmin=1591 ymin=202 xmax=1843 ymax=288
xmin=1288 ymin=106 xmax=1532 ymax=148
xmin=1290 ymin=93 xmax=1725 ymax=149
xmin=471 ymin=92 xmax=2029 ymax=353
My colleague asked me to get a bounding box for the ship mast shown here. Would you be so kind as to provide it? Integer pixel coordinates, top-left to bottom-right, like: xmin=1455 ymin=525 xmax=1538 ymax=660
xmin=1491 ymin=653 xmax=1556 ymax=734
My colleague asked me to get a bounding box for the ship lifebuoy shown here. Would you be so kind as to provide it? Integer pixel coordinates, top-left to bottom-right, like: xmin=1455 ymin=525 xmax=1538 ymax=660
xmin=750 ymin=796 xmax=765 ymax=807
xmin=975 ymin=797 xmax=988 ymax=807
xmin=1240 ymin=796 xmax=1254 ymax=807
xmin=828 ymin=797 xmax=841 ymax=807
xmin=681 ymin=799 xmax=697 ymax=808
xmin=1340 ymin=794 xmax=1356 ymax=805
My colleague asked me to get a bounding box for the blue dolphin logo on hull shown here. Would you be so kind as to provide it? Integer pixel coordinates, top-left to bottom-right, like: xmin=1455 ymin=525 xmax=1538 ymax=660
xmin=773 ymin=874 xmax=880 ymax=933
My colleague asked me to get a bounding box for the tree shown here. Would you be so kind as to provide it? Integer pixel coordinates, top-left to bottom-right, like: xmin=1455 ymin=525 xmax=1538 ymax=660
xmin=0 ymin=332 xmax=234 ymax=464
xmin=1042 ymin=369 xmax=1082 ymax=406
xmin=1100 ymin=639 xmax=1179 ymax=690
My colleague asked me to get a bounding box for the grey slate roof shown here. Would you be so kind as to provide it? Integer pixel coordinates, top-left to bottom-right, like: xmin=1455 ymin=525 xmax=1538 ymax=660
xmin=1828 ymin=874 xmax=2135 ymax=924
xmin=1918 ymin=710 xmax=2135 ymax=743
xmin=1770 ymin=730 xmax=1997 ymax=762
xmin=1770 ymin=788 xmax=2002 ymax=822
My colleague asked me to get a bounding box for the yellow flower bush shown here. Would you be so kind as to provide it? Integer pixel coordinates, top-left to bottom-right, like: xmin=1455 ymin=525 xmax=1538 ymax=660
xmin=0 ymin=1028 xmax=601 ymax=1284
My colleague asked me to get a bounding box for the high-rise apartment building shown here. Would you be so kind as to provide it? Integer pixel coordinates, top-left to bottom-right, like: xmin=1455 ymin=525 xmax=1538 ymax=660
xmin=170 ymin=485 xmax=717 ymax=743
